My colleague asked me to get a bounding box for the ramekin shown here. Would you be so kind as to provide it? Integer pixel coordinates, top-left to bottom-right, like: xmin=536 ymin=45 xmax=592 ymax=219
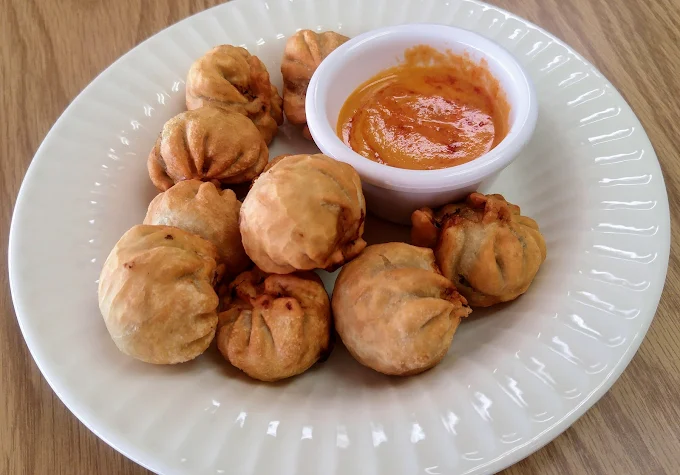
xmin=306 ymin=24 xmax=538 ymax=224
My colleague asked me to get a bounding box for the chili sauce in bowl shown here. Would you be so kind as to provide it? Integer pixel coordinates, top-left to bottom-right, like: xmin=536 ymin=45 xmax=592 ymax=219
xmin=337 ymin=45 xmax=510 ymax=171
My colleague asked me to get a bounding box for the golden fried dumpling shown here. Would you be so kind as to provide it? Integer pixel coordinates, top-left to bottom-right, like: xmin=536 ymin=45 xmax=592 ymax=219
xmin=98 ymin=225 xmax=220 ymax=364
xmin=147 ymin=107 xmax=268 ymax=192
xmin=217 ymin=268 xmax=332 ymax=381
xmin=186 ymin=45 xmax=283 ymax=144
xmin=240 ymin=154 xmax=366 ymax=274
xmin=332 ymin=243 xmax=471 ymax=376
xmin=144 ymin=180 xmax=250 ymax=278
xmin=411 ymin=192 xmax=547 ymax=307
xmin=281 ymin=30 xmax=349 ymax=139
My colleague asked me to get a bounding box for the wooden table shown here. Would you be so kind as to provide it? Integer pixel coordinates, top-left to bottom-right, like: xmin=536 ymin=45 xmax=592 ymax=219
xmin=2 ymin=1 xmax=679 ymax=473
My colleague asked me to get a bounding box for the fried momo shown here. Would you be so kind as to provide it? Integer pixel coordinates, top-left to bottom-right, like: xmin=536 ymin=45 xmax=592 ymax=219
xmin=217 ymin=268 xmax=332 ymax=381
xmin=186 ymin=45 xmax=283 ymax=144
xmin=281 ymin=30 xmax=349 ymax=139
xmin=147 ymin=107 xmax=268 ymax=192
xmin=98 ymin=225 xmax=220 ymax=364
xmin=332 ymin=243 xmax=471 ymax=376
xmin=240 ymin=154 xmax=366 ymax=274
xmin=411 ymin=192 xmax=547 ymax=307
xmin=144 ymin=180 xmax=250 ymax=278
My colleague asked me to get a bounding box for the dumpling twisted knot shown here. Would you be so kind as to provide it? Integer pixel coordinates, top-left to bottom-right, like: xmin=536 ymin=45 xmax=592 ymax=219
xmin=332 ymin=243 xmax=471 ymax=376
xmin=217 ymin=268 xmax=332 ymax=381
xmin=147 ymin=107 xmax=269 ymax=191
xmin=411 ymin=192 xmax=547 ymax=307
xmin=186 ymin=45 xmax=283 ymax=144
xmin=281 ymin=30 xmax=349 ymax=139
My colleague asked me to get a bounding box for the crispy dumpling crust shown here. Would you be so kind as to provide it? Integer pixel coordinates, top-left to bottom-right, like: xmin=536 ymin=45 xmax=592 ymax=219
xmin=240 ymin=154 xmax=367 ymax=274
xmin=147 ymin=107 xmax=269 ymax=192
xmin=97 ymin=224 xmax=220 ymax=364
xmin=217 ymin=268 xmax=332 ymax=381
xmin=144 ymin=180 xmax=250 ymax=278
xmin=411 ymin=192 xmax=547 ymax=307
xmin=186 ymin=45 xmax=283 ymax=144
xmin=281 ymin=30 xmax=349 ymax=139
xmin=332 ymin=243 xmax=471 ymax=376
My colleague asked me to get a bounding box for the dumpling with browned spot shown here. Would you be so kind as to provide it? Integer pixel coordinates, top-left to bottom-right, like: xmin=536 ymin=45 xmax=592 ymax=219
xmin=411 ymin=192 xmax=547 ymax=307
xmin=217 ymin=268 xmax=332 ymax=381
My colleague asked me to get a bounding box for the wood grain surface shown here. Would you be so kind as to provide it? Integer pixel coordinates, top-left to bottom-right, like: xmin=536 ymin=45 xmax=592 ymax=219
xmin=2 ymin=0 xmax=680 ymax=474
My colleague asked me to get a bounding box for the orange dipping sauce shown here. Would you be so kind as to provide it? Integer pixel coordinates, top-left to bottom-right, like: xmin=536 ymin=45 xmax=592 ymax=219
xmin=337 ymin=45 xmax=510 ymax=170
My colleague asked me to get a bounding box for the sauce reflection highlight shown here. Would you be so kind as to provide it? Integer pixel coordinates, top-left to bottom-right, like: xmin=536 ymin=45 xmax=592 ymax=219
xmin=337 ymin=45 xmax=510 ymax=170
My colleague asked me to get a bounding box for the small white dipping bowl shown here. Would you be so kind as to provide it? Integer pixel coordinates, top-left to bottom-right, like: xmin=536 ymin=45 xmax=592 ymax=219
xmin=306 ymin=24 xmax=538 ymax=225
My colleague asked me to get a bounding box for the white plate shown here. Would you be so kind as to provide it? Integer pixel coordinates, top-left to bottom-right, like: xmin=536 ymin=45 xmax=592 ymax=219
xmin=8 ymin=0 xmax=670 ymax=474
